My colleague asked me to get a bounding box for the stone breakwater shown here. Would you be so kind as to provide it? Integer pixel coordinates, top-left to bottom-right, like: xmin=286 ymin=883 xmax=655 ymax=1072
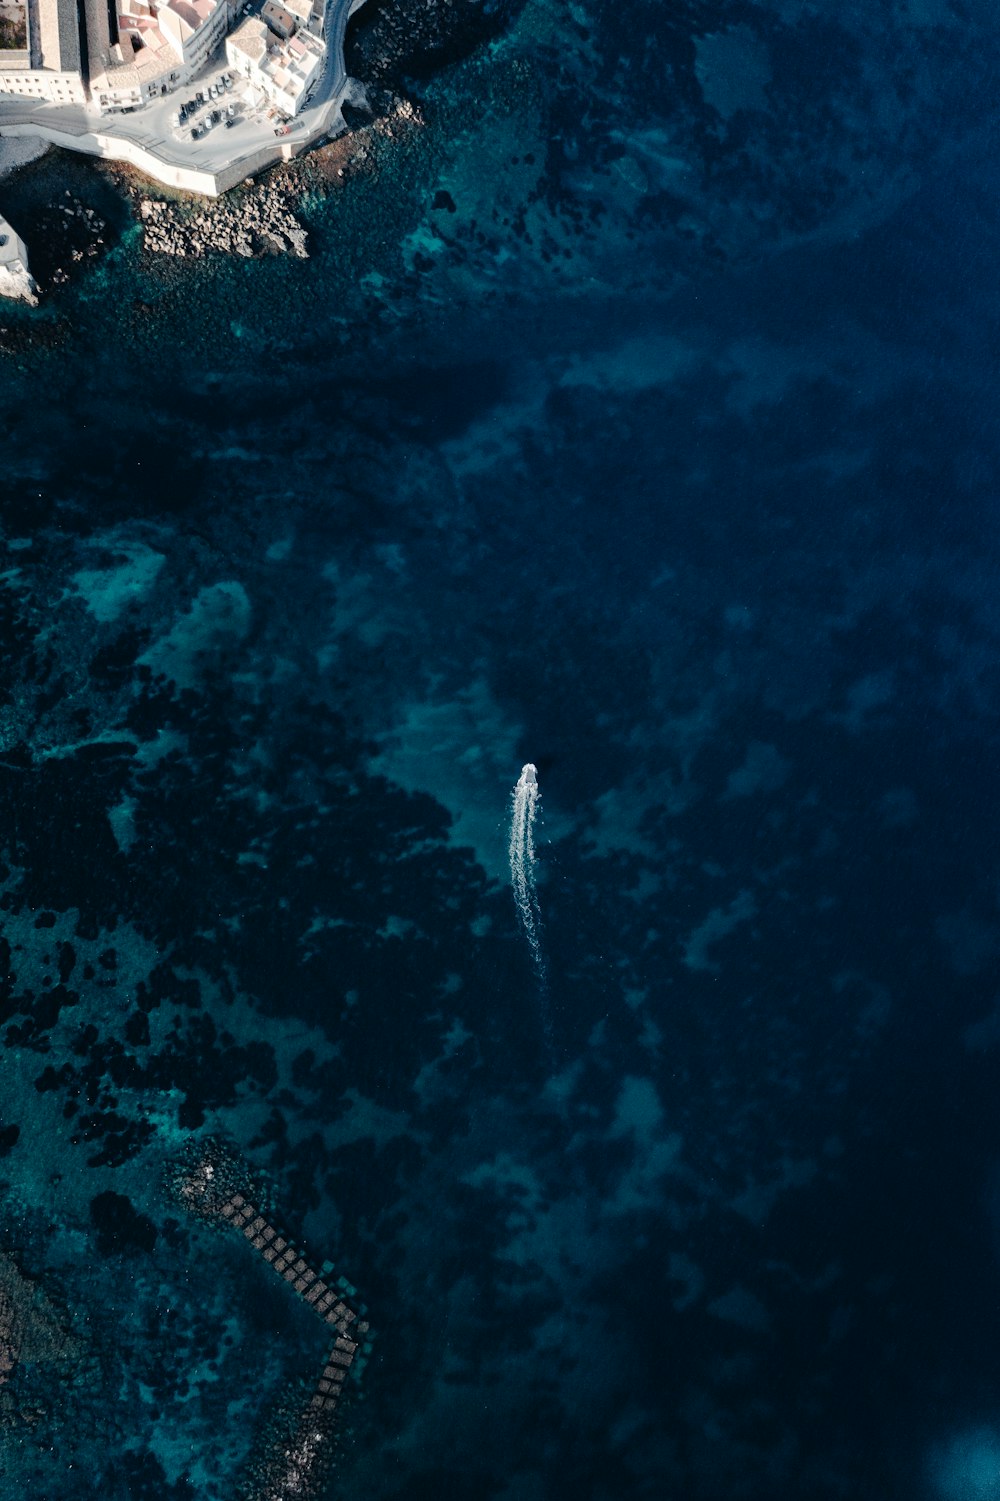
xmin=140 ymin=183 xmax=309 ymax=260
xmin=168 ymin=1139 xmax=373 ymax=1500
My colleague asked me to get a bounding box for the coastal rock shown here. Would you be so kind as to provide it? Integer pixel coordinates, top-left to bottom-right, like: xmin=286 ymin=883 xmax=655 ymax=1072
xmin=285 ymin=225 xmax=309 ymax=259
xmin=0 ymin=262 xmax=38 ymax=306
xmin=138 ymin=180 xmax=310 ymax=262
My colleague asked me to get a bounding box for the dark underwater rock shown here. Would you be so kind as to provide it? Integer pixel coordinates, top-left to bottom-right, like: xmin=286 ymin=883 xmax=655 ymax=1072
xmin=346 ymin=0 xmax=526 ymax=90
xmin=89 ymin=1191 xmax=158 ymax=1258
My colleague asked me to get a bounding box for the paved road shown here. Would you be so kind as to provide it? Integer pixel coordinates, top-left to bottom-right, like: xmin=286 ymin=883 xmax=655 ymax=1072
xmin=0 ymin=0 xmax=359 ymax=187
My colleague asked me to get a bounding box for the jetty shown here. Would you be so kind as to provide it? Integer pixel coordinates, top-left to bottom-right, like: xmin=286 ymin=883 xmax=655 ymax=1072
xmin=170 ymin=1140 xmax=372 ymax=1499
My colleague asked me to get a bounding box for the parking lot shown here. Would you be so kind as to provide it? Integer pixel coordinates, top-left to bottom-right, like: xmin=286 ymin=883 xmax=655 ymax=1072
xmin=170 ymin=68 xmax=289 ymax=148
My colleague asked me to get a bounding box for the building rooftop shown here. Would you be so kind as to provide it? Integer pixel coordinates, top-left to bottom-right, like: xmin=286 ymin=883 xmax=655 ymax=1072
xmin=166 ymin=0 xmax=216 ymax=36
xmin=93 ymin=25 xmax=177 ymax=85
xmin=227 ymin=14 xmax=268 ymax=62
xmin=38 ymin=0 xmax=83 ymax=73
xmin=259 ymin=25 xmax=320 ymax=96
xmin=261 ymin=0 xmax=295 ymax=36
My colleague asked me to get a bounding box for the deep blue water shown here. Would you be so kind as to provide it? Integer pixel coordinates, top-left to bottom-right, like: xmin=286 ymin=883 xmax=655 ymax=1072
xmin=2 ymin=1 xmax=1000 ymax=1497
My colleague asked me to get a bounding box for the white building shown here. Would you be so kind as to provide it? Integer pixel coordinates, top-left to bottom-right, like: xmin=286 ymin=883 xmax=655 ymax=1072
xmin=159 ymin=0 xmax=230 ymax=74
xmin=283 ymin=0 xmax=323 ymax=37
xmin=225 ymin=15 xmax=268 ymax=88
xmin=0 ymin=210 xmax=37 ymax=302
xmin=226 ymin=10 xmax=322 ymax=116
xmin=0 ymin=50 xmax=87 ymax=103
xmin=90 ymin=0 xmax=228 ymax=111
xmin=0 ymin=0 xmax=87 ymax=103
xmin=261 ymin=29 xmax=322 ymax=115
xmin=0 ymin=0 xmax=236 ymax=112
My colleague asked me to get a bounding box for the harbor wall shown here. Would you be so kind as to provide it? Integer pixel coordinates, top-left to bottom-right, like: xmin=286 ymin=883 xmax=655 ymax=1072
xmin=0 ymin=118 xmax=308 ymax=195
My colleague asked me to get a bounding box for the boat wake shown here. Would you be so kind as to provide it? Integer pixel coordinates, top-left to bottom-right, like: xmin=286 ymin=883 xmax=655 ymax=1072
xmin=509 ymin=763 xmax=546 ymax=992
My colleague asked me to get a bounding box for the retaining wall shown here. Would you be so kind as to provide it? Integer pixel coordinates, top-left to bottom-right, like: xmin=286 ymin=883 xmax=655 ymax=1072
xmin=0 ymin=116 xmax=318 ymax=194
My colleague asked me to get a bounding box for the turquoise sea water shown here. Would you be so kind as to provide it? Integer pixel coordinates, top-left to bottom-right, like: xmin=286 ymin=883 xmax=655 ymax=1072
xmin=3 ymin=1 xmax=1000 ymax=1497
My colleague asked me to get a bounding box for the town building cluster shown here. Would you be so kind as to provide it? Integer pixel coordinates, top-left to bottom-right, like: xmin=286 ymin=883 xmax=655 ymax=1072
xmin=0 ymin=0 xmax=325 ymax=117
xmin=227 ymin=0 xmax=323 ymax=118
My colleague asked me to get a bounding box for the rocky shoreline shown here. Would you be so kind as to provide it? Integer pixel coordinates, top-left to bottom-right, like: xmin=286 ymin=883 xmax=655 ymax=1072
xmin=125 ymin=94 xmax=421 ymax=265
xmin=139 ymin=182 xmax=310 ymax=260
xmin=0 ymin=92 xmax=422 ymax=312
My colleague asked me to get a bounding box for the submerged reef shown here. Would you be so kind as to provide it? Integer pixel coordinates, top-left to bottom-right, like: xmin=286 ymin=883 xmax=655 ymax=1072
xmin=0 ymin=1247 xmax=79 ymax=1399
xmin=345 ymin=0 xmax=525 ymax=89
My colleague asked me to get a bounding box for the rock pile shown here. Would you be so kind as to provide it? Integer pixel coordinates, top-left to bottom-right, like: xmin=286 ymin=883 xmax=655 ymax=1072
xmin=306 ymin=94 xmax=423 ymax=185
xmin=165 ymin=1136 xmax=258 ymax=1224
xmin=47 ymin=192 xmax=107 ymax=288
xmin=140 ymin=182 xmax=309 ymax=260
xmin=0 ymin=252 xmax=37 ymax=307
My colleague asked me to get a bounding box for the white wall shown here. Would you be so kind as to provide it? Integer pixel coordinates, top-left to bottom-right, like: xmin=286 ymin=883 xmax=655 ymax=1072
xmin=0 ymin=212 xmax=36 ymax=302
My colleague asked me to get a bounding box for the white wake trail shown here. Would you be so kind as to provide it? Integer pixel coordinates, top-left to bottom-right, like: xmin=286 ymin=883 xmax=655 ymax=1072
xmin=509 ymin=762 xmax=546 ymax=987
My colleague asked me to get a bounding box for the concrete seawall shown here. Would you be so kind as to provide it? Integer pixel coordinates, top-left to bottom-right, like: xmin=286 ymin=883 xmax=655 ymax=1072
xmin=0 ymin=116 xmax=318 ymax=197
